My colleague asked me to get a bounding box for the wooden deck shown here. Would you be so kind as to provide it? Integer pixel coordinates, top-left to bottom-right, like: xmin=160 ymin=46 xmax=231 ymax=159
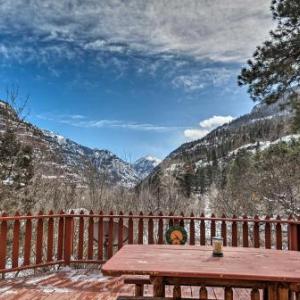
xmin=0 ymin=269 xmax=253 ymax=300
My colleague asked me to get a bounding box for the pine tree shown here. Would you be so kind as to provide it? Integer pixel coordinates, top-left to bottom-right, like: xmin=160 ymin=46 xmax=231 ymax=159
xmin=0 ymin=129 xmax=34 ymax=190
xmin=292 ymin=99 xmax=300 ymax=132
xmin=238 ymin=0 xmax=300 ymax=105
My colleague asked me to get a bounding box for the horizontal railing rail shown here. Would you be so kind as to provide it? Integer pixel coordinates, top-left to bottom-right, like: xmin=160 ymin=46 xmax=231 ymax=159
xmin=0 ymin=211 xmax=300 ymax=276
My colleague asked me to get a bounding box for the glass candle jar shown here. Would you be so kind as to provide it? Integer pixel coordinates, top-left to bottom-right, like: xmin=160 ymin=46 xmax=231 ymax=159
xmin=212 ymin=236 xmax=224 ymax=257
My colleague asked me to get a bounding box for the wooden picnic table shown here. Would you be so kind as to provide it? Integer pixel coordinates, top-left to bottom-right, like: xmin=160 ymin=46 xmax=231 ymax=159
xmin=102 ymin=245 xmax=300 ymax=300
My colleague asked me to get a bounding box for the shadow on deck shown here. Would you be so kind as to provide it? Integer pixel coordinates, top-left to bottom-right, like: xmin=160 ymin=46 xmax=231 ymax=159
xmin=0 ymin=269 xmax=253 ymax=300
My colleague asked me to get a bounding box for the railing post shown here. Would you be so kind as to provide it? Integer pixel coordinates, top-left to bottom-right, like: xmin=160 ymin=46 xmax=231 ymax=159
xmin=64 ymin=212 xmax=73 ymax=265
xmin=148 ymin=212 xmax=154 ymax=245
xmin=189 ymin=212 xmax=195 ymax=245
xmin=158 ymin=212 xmax=164 ymax=244
xmin=265 ymin=215 xmax=271 ymax=249
xmin=57 ymin=210 xmax=64 ymax=261
xmin=232 ymin=215 xmax=237 ymax=247
xmin=179 ymin=212 xmax=185 ymax=227
xmin=47 ymin=210 xmax=54 ymax=263
xmin=128 ymin=211 xmax=134 ymax=244
xmin=0 ymin=212 xmax=8 ymax=273
xmin=253 ymin=215 xmax=260 ymax=248
xmin=297 ymin=216 xmax=300 ymax=251
xmin=288 ymin=215 xmax=298 ymax=251
xmin=169 ymin=212 xmax=174 ymax=227
xmin=138 ymin=211 xmax=144 ymax=244
xmin=23 ymin=212 xmax=32 ymax=266
xmin=78 ymin=210 xmax=84 ymax=260
xmin=35 ymin=211 xmax=44 ymax=265
xmin=118 ymin=211 xmax=124 ymax=250
xmin=275 ymin=215 xmax=282 ymax=250
xmin=108 ymin=211 xmax=114 ymax=258
xmin=200 ymin=213 xmax=206 ymax=246
xmin=70 ymin=210 xmax=75 ymax=255
xmin=221 ymin=214 xmax=227 ymax=246
xmin=97 ymin=211 xmax=103 ymax=261
xmin=243 ymin=215 xmax=249 ymax=247
xmin=88 ymin=210 xmax=94 ymax=260
xmin=12 ymin=211 xmax=20 ymax=268
xmin=211 ymin=213 xmax=216 ymax=244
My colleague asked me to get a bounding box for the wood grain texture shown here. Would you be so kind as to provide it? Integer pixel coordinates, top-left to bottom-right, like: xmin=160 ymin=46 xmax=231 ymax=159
xmin=23 ymin=213 xmax=32 ymax=266
xmin=102 ymin=245 xmax=300 ymax=284
xmin=173 ymin=285 xmax=181 ymax=300
xmin=35 ymin=211 xmax=44 ymax=265
xmin=47 ymin=211 xmax=54 ymax=263
xmin=0 ymin=269 xmax=253 ymax=300
xmin=225 ymin=287 xmax=233 ymax=300
xmin=199 ymin=286 xmax=208 ymax=300
xmin=12 ymin=212 xmax=20 ymax=268
xmin=232 ymin=215 xmax=238 ymax=247
xmin=251 ymin=288 xmax=260 ymax=300
xmin=0 ymin=213 xmax=8 ymax=270
xmin=152 ymin=277 xmax=165 ymax=297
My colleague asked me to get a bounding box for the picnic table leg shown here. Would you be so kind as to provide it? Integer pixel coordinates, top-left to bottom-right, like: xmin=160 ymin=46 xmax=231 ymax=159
xmin=264 ymin=288 xmax=269 ymax=300
xmin=251 ymin=288 xmax=260 ymax=300
xmin=225 ymin=287 xmax=233 ymax=300
xmin=173 ymin=285 xmax=181 ymax=300
xmin=199 ymin=286 xmax=208 ymax=300
xmin=296 ymin=292 xmax=300 ymax=300
xmin=135 ymin=284 xmax=144 ymax=297
xmin=152 ymin=276 xmax=165 ymax=297
xmin=268 ymin=284 xmax=278 ymax=300
xmin=278 ymin=286 xmax=289 ymax=300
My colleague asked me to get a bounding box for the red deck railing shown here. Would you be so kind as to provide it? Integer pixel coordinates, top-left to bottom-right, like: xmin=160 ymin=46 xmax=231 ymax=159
xmin=0 ymin=211 xmax=300 ymax=275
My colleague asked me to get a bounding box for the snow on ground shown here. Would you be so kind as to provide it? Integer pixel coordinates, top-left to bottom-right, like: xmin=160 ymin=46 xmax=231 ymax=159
xmin=41 ymin=175 xmax=66 ymax=179
xmin=25 ymin=273 xmax=57 ymax=285
xmin=229 ymin=134 xmax=300 ymax=156
xmin=64 ymin=267 xmax=110 ymax=282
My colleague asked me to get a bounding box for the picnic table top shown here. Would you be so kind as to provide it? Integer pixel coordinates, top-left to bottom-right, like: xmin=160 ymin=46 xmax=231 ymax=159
xmin=102 ymin=245 xmax=300 ymax=283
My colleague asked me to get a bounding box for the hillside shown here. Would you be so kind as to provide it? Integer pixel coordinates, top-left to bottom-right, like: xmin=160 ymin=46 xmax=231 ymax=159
xmin=138 ymin=96 xmax=300 ymax=216
xmin=0 ymin=101 xmax=158 ymax=189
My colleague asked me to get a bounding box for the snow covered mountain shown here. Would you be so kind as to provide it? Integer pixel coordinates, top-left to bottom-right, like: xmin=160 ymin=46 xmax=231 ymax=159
xmin=133 ymin=156 xmax=161 ymax=179
xmin=0 ymin=100 xmax=145 ymax=187
xmin=41 ymin=130 xmax=141 ymax=187
xmin=139 ymin=95 xmax=296 ymax=196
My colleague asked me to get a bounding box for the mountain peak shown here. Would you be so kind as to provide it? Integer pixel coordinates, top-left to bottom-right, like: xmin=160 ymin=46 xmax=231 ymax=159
xmin=133 ymin=155 xmax=162 ymax=179
xmin=136 ymin=155 xmax=161 ymax=164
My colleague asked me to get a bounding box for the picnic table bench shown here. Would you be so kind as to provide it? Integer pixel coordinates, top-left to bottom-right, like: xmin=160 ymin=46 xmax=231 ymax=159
xmin=102 ymin=245 xmax=300 ymax=300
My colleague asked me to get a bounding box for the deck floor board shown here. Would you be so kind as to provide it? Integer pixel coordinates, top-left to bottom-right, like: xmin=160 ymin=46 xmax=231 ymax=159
xmin=0 ymin=269 xmax=255 ymax=300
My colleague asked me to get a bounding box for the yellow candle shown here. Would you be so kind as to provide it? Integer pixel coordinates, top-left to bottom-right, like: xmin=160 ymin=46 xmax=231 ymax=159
xmin=212 ymin=237 xmax=224 ymax=257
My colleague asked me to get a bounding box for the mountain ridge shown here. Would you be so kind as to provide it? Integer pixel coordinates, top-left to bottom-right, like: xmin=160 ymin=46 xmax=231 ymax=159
xmin=138 ymin=95 xmax=296 ymax=204
xmin=0 ymin=100 xmax=158 ymax=187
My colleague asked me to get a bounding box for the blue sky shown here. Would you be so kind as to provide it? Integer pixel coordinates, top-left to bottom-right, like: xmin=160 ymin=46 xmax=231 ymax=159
xmin=0 ymin=1 xmax=274 ymax=161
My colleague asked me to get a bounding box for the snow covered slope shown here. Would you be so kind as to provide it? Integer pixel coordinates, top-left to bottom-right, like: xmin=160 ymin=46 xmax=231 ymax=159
xmin=140 ymin=96 xmax=295 ymax=192
xmin=133 ymin=156 xmax=161 ymax=179
xmin=42 ymin=130 xmax=141 ymax=187
xmin=0 ymin=101 xmax=141 ymax=187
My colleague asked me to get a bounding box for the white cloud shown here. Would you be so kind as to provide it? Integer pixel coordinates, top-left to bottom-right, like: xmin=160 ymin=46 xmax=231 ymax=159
xmin=172 ymin=75 xmax=206 ymax=91
xmin=184 ymin=115 xmax=234 ymax=141
xmin=184 ymin=128 xmax=210 ymax=140
xmin=37 ymin=113 xmax=183 ymax=132
xmin=200 ymin=115 xmax=234 ymax=129
xmin=172 ymin=68 xmax=234 ymax=92
xmin=0 ymin=0 xmax=274 ymax=63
